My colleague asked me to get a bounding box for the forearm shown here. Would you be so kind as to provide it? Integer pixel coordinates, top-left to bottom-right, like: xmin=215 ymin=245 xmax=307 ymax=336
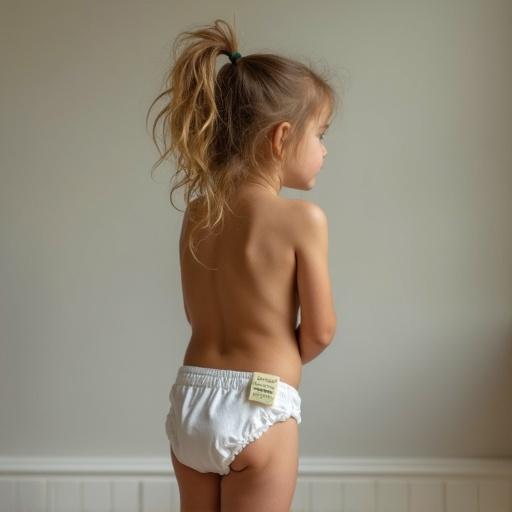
xmin=295 ymin=324 xmax=330 ymax=365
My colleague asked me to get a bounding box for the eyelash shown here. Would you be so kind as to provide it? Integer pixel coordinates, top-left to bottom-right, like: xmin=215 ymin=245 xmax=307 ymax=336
xmin=319 ymin=133 xmax=326 ymax=141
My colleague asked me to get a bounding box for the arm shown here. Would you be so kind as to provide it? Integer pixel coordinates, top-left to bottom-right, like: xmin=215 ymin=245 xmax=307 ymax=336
xmin=294 ymin=201 xmax=337 ymax=364
xmin=179 ymin=205 xmax=191 ymax=325
xmin=295 ymin=323 xmax=330 ymax=364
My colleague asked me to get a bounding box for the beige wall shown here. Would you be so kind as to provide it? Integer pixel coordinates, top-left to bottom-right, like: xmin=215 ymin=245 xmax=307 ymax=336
xmin=1 ymin=0 xmax=511 ymax=457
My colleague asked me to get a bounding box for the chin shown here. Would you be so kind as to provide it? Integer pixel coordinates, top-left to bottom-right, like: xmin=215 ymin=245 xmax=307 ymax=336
xmin=288 ymin=177 xmax=315 ymax=191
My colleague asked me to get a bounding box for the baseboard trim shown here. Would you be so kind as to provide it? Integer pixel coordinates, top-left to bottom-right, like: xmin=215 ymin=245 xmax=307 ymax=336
xmin=1 ymin=456 xmax=511 ymax=478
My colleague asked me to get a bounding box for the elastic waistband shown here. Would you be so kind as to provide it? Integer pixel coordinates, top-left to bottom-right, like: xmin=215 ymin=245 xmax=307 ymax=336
xmin=174 ymin=365 xmax=301 ymax=407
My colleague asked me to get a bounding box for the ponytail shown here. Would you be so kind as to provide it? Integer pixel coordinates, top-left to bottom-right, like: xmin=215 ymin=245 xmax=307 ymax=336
xmin=146 ymin=18 xmax=340 ymax=268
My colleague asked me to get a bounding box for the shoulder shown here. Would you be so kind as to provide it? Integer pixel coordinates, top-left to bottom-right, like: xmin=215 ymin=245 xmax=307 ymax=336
xmin=284 ymin=198 xmax=328 ymax=229
xmin=279 ymin=198 xmax=329 ymax=247
xmin=182 ymin=197 xmax=204 ymax=226
xmin=180 ymin=197 xmax=202 ymax=243
xmin=186 ymin=196 xmax=203 ymax=216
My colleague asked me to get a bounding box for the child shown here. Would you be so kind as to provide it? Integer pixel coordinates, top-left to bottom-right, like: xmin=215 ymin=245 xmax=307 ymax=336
xmin=147 ymin=18 xmax=338 ymax=512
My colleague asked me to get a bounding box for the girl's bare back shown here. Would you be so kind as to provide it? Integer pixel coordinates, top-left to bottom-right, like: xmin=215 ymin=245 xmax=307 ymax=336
xmin=180 ymin=185 xmax=303 ymax=389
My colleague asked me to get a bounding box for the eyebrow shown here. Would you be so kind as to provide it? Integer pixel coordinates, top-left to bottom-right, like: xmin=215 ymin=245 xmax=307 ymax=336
xmin=320 ymin=123 xmax=330 ymax=129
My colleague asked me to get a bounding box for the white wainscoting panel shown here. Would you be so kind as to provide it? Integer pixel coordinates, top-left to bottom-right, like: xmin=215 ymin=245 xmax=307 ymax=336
xmin=0 ymin=457 xmax=511 ymax=512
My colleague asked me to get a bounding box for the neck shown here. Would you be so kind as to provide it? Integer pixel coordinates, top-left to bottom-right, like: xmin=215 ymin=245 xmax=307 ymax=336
xmin=240 ymin=176 xmax=281 ymax=196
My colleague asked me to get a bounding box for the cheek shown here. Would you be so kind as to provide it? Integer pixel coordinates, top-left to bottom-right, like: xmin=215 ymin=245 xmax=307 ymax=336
xmin=311 ymin=143 xmax=324 ymax=164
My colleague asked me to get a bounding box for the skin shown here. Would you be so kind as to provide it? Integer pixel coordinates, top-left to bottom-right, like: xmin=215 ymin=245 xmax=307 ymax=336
xmin=179 ymin=109 xmax=330 ymax=388
xmin=171 ymin=107 xmax=335 ymax=512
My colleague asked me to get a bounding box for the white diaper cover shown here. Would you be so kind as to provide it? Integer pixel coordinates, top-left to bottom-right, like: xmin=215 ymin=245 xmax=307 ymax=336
xmin=165 ymin=365 xmax=302 ymax=475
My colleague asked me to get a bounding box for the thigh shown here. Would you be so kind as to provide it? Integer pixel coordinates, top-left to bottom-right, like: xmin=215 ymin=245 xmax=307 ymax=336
xmin=171 ymin=447 xmax=221 ymax=512
xmin=221 ymin=417 xmax=299 ymax=512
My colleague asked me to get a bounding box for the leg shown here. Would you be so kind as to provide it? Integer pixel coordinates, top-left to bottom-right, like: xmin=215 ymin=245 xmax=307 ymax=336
xmin=171 ymin=447 xmax=221 ymax=512
xmin=220 ymin=417 xmax=299 ymax=512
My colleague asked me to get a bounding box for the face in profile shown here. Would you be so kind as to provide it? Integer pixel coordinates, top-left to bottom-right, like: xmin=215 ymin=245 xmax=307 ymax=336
xmin=281 ymin=111 xmax=329 ymax=191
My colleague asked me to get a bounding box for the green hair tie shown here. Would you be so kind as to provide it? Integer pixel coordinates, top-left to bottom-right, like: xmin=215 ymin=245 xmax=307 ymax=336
xmin=221 ymin=50 xmax=242 ymax=64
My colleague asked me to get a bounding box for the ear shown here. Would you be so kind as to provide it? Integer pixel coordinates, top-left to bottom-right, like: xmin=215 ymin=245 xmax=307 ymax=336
xmin=271 ymin=121 xmax=291 ymax=160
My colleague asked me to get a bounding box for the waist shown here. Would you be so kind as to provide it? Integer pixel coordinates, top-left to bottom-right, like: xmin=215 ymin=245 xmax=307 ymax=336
xmin=182 ymin=342 xmax=302 ymax=389
xmin=174 ymin=365 xmax=301 ymax=407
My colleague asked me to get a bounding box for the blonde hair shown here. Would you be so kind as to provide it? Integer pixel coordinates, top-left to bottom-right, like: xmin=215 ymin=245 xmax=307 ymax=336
xmin=146 ymin=18 xmax=340 ymax=266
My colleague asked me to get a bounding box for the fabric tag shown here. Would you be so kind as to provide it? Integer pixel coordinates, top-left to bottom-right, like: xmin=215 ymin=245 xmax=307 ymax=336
xmin=248 ymin=372 xmax=280 ymax=406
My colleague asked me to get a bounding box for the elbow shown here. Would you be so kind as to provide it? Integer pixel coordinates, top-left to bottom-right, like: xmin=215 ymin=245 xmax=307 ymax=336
xmin=299 ymin=313 xmax=338 ymax=346
xmin=318 ymin=320 xmax=337 ymax=346
xmin=319 ymin=332 xmax=335 ymax=346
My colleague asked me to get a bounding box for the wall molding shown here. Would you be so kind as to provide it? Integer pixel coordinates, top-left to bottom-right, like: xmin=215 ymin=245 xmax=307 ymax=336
xmin=1 ymin=456 xmax=511 ymax=477
xmin=1 ymin=457 xmax=512 ymax=511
